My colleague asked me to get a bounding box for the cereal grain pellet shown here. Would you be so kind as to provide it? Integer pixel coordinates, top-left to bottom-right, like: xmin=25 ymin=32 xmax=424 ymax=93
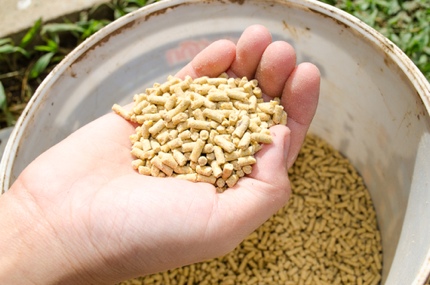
xmin=117 ymin=134 xmax=383 ymax=285
xmin=113 ymin=74 xmax=287 ymax=191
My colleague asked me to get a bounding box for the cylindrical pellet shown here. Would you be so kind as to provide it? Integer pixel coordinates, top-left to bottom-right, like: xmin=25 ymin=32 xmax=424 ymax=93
xmin=164 ymin=98 xmax=191 ymax=122
xmin=214 ymin=136 xmax=236 ymax=153
xmin=188 ymin=119 xmax=211 ymax=130
xmin=233 ymin=115 xmax=250 ymax=138
xmin=190 ymin=139 xmax=205 ymax=162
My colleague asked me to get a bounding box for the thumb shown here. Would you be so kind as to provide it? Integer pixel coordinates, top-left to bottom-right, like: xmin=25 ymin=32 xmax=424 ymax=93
xmin=248 ymin=124 xmax=291 ymax=188
xmin=208 ymin=125 xmax=291 ymax=253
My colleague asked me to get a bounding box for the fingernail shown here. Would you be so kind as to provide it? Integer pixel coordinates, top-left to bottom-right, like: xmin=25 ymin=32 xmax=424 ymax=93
xmin=283 ymin=128 xmax=291 ymax=165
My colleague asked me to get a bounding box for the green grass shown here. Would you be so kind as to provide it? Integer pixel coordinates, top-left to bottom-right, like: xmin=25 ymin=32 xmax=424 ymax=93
xmin=0 ymin=0 xmax=429 ymax=129
xmin=321 ymin=0 xmax=429 ymax=80
xmin=0 ymin=0 xmax=159 ymax=128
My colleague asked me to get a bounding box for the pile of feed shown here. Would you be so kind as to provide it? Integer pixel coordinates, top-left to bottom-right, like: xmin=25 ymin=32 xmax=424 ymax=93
xmin=119 ymin=134 xmax=383 ymax=285
xmin=113 ymin=74 xmax=286 ymax=192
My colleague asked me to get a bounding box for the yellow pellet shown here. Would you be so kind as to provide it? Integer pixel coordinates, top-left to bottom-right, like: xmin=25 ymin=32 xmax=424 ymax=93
xmin=173 ymin=165 xmax=193 ymax=174
xmin=164 ymin=93 xmax=177 ymax=111
xmin=182 ymin=142 xmax=197 ymax=153
xmin=199 ymin=130 xmax=209 ymax=141
xmin=242 ymin=165 xmax=253 ymax=175
xmin=147 ymin=94 xmax=168 ymax=105
xmin=164 ymin=98 xmax=191 ymax=122
xmin=213 ymin=146 xmax=226 ymax=165
xmin=214 ymin=136 xmax=236 ymax=153
xmin=131 ymin=148 xmax=154 ymax=160
xmin=197 ymin=156 xmax=208 ymax=166
xmin=196 ymin=165 xmax=212 ymax=176
xmin=232 ymin=115 xmax=250 ymax=138
xmin=225 ymin=174 xmax=239 ymax=187
xmin=151 ymin=156 xmax=173 ymax=176
xmin=203 ymin=109 xmax=225 ymax=123
xmin=224 ymin=151 xmax=239 ymax=162
xmin=216 ymin=178 xmax=226 ymax=188
xmin=248 ymin=120 xmax=261 ymax=133
xmin=159 ymin=76 xmax=181 ymax=93
xmin=172 ymin=149 xmax=187 ymax=166
xmin=207 ymin=90 xmax=230 ymax=101
xmin=167 ymin=137 xmax=183 ymax=150
xmin=149 ymin=119 xmax=165 ymax=136
xmin=171 ymin=112 xmax=188 ymax=125
xmin=202 ymin=143 xmax=214 ymax=153
xmin=251 ymin=132 xmax=273 ymax=144
xmin=187 ymin=119 xmax=211 ymax=130
xmin=211 ymin=160 xmax=223 ymax=178
xmin=112 ymin=104 xmax=132 ymax=120
xmin=207 ymin=77 xmax=228 ymax=86
xmin=138 ymin=165 xmax=151 ymax=175
xmin=131 ymin=159 xmax=144 ymax=170
xmin=237 ymin=132 xmax=251 ymax=149
xmin=192 ymin=108 xmax=204 ymax=120
xmin=226 ymin=88 xmax=248 ymax=101
xmin=155 ymin=130 xmax=170 ymax=145
xmin=257 ymin=112 xmax=271 ymax=122
xmin=190 ymin=139 xmax=205 ymax=162
xmin=196 ymin=174 xmax=217 ymax=184
xmin=159 ymin=152 xmax=178 ymax=169
xmin=135 ymin=113 xmax=162 ymax=124
xmin=237 ymin=156 xmax=257 ymax=167
xmin=174 ymin=173 xmax=197 ymax=182
xmin=221 ymin=163 xmax=234 ymax=180
xmin=257 ymin=102 xmax=275 ymax=114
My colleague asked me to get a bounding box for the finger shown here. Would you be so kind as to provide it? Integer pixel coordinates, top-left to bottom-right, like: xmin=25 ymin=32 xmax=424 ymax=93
xmin=208 ymin=125 xmax=291 ymax=252
xmin=229 ymin=24 xmax=272 ymax=79
xmin=255 ymin=41 xmax=296 ymax=98
xmin=282 ymin=62 xmax=320 ymax=168
xmin=175 ymin=39 xmax=236 ymax=79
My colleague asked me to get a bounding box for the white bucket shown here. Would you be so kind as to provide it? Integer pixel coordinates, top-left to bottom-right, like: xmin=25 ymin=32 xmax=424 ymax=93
xmin=1 ymin=0 xmax=429 ymax=283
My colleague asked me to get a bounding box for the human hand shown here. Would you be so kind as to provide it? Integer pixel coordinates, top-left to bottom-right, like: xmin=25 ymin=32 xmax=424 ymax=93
xmin=0 ymin=25 xmax=319 ymax=284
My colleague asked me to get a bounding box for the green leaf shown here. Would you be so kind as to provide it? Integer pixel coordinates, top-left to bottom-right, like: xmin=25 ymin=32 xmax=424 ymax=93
xmin=52 ymin=55 xmax=65 ymax=63
xmin=125 ymin=0 xmax=146 ymax=6
xmin=0 ymin=44 xmax=30 ymax=57
xmin=34 ymin=45 xmax=56 ymax=53
xmin=29 ymin=52 xmax=55 ymax=79
xmin=35 ymin=36 xmax=60 ymax=53
xmin=0 ymin=44 xmax=16 ymax=54
xmin=0 ymin=81 xmax=15 ymax=126
xmin=0 ymin=81 xmax=6 ymax=109
xmin=75 ymin=19 xmax=110 ymax=40
xmin=0 ymin=38 xmax=12 ymax=46
xmin=46 ymin=38 xmax=59 ymax=49
xmin=19 ymin=18 xmax=42 ymax=48
xmin=41 ymin=23 xmax=85 ymax=35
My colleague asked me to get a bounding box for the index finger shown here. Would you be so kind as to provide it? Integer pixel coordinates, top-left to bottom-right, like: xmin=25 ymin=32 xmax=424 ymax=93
xmin=175 ymin=39 xmax=236 ymax=79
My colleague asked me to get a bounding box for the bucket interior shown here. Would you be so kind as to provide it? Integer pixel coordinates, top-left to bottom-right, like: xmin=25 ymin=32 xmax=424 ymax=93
xmin=1 ymin=0 xmax=429 ymax=283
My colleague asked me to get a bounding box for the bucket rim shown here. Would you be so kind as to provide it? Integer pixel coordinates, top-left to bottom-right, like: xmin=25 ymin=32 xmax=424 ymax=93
xmin=1 ymin=0 xmax=429 ymax=283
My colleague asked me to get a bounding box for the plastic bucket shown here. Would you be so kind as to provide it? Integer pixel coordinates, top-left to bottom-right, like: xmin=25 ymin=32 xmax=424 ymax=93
xmin=1 ymin=0 xmax=429 ymax=283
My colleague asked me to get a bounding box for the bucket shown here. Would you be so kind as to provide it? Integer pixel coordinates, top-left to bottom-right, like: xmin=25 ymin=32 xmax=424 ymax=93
xmin=1 ymin=0 xmax=429 ymax=283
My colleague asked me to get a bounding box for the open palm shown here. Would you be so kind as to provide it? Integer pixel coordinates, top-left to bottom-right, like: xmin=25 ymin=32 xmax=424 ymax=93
xmin=1 ymin=25 xmax=319 ymax=284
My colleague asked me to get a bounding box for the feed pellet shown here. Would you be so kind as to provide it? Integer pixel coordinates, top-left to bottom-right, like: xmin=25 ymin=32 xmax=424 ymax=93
xmin=118 ymin=134 xmax=383 ymax=285
xmin=113 ymin=74 xmax=287 ymax=192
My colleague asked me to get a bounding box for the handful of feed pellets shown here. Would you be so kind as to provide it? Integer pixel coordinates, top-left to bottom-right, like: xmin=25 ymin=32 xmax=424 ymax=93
xmin=112 ymin=73 xmax=287 ymax=192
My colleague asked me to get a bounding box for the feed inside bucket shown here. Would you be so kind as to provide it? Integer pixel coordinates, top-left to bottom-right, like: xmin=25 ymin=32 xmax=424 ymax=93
xmin=1 ymin=0 xmax=429 ymax=284
xmin=119 ymin=134 xmax=384 ymax=285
